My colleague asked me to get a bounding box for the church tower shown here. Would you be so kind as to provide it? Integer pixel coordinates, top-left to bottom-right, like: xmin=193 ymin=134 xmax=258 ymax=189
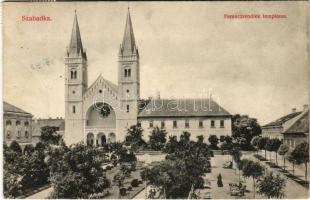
xmin=117 ymin=8 xmax=140 ymax=136
xmin=64 ymin=11 xmax=88 ymax=145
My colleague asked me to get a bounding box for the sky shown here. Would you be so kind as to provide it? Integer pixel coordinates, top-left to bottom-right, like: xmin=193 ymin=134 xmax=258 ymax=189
xmin=3 ymin=1 xmax=309 ymax=125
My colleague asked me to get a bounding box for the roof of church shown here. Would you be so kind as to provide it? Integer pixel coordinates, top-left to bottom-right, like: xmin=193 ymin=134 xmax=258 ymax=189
xmin=262 ymin=111 xmax=302 ymax=128
xmin=138 ymin=98 xmax=231 ymax=118
xmin=282 ymin=109 xmax=309 ymax=134
xmin=120 ymin=9 xmax=138 ymax=56
xmin=67 ymin=11 xmax=87 ymax=59
xmin=3 ymin=101 xmax=33 ymax=116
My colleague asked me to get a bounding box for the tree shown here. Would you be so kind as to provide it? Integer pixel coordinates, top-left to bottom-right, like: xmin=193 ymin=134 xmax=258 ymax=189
xmin=125 ymin=125 xmax=146 ymax=151
xmin=286 ymin=149 xmax=296 ymax=175
xmin=149 ymin=127 xmax=167 ymax=151
xmin=272 ymin=138 xmax=282 ymax=165
xmin=242 ymin=159 xmax=264 ymax=198
xmin=47 ymin=143 xmax=110 ymax=198
xmin=145 ymin=132 xmax=211 ymax=198
xmin=278 ymin=144 xmax=289 ymax=170
xmin=208 ymin=135 xmax=219 ymax=149
xmin=40 ymin=126 xmax=62 ymax=145
xmin=23 ymin=144 xmax=35 ymax=155
xmin=232 ymin=114 xmax=262 ymax=150
xmin=257 ymin=172 xmax=286 ymax=198
xmin=251 ymin=136 xmax=261 ymax=154
xmin=264 ymin=138 xmax=273 ymax=161
xmin=9 ymin=141 xmax=22 ymax=155
xmin=291 ymin=142 xmax=309 ymax=181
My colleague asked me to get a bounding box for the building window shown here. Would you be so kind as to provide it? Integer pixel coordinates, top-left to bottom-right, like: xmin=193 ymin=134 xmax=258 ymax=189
xmin=211 ymin=120 xmax=215 ymax=128
xmin=25 ymin=131 xmax=29 ymax=138
xmin=24 ymin=121 xmax=29 ymax=126
xmin=17 ymin=131 xmax=21 ymax=138
xmin=16 ymin=121 xmax=21 ymax=126
xmin=126 ymin=89 xmax=129 ymax=93
xmin=73 ymin=90 xmax=76 ymax=94
xmin=161 ymin=121 xmax=165 ymax=129
xmin=99 ymin=90 xmax=102 ymax=93
xmin=137 ymin=122 xmax=141 ymax=127
xmin=72 ymin=105 xmax=76 ymax=114
xmin=173 ymin=121 xmax=177 ymax=128
xmin=185 ymin=120 xmax=189 ymax=128
xmin=220 ymin=120 xmax=224 ymax=128
xmin=71 ymin=70 xmax=77 ymax=79
xmin=149 ymin=121 xmax=153 ymax=128
xmin=6 ymin=120 xmax=12 ymax=126
xmin=128 ymin=69 xmax=131 ymax=77
xmin=199 ymin=120 xmax=203 ymax=128
xmin=7 ymin=131 xmax=11 ymax=139
xmin=124 ymin=69 xmax=128 ymax=77
xmin=127 ymin=105 xmax=130 ymax=113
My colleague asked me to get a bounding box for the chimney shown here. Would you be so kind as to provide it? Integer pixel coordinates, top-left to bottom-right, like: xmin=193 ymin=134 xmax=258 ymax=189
xmin=303 ymin=104 xmax=308 ymax=111
xmin=292 ymin=108 xmax=297 ymax=113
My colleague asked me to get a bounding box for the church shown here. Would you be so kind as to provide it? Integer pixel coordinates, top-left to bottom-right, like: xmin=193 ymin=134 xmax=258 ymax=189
xmin=64 ymin=9 xmax=232 ymax=146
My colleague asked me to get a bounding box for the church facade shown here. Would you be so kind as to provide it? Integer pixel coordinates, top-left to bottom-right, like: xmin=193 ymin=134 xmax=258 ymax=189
xmin=64 ymin=10 xmax=232 ymax=146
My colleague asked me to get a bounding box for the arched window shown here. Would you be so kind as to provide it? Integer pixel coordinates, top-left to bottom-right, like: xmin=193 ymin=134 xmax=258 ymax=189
xmin=126 ymin=89 xmax=129 ymax=93
xmin=25 ymin=131 xmax=29 ymax=138
xmin=6 ymin=131 xmax=11 ymax=139
xmin=124 ymin=69 xmax=128 ymax=77
xmin=71 ymin=70 xmax=77 ymax=79
xmin=6 ymin=120 xmax=12 ymax=126
xmin=24 ymin=121 xmax=29 ymax=126
xmin=17 ymin=131 xmax=21 ymax=138
xmin=72 ymin=105 xmax=76 ymax=114
xmin=128 ymin=69 xmax=131 ymax=77
xmin=16 ymin=121 xmax=21 ymax=126
xmin=126 ymin=104 xmax=129 ymax=113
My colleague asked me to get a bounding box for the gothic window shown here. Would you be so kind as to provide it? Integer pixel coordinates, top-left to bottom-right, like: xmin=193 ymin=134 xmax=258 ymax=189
xmin=220 ymin=120 xmax=225 ymax=128
xmin=173 ymin=121 xmax=177 ymax=128
xmin=127 ymin=104 xmax=130 ymax=113
xmin=211 ymin=120 xmax=215 ymax=128
xmin=6 ymin=120 xmax=12 ymax=126
xmin=16 ymin=121 xmax=21 ymax=126
xmin=72 ymin=105 xmax=76 ymax=114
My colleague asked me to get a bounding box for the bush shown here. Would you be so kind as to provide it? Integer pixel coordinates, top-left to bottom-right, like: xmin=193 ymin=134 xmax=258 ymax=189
xmin=195 ymin=177 xmax=204 ymax=189
xmin=9 ymin=141 xmax=22 ymax=155
xmin=24 ymin=144 xmax=35 ymax=155
xmin=131 ymin=179 xmax=140 ymax=187
xmin=119 ymin=187 xmax=127 ymax=196
xmin=127 ymin=186 xmax=132 ymax=191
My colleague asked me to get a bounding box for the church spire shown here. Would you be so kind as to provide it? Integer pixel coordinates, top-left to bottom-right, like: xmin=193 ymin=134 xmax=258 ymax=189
xmin=68 ymin=10 xmax=86 ymax=59
xmin=120 ymin=8 xmax=138 ymax=56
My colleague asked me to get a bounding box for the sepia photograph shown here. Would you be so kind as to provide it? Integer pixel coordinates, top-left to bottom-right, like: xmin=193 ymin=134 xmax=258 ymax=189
xmin=2 ymin=1 xmax=309 ymax=199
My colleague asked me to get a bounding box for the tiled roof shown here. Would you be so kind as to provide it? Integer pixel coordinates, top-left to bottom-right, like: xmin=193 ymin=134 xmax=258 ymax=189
xmin=283 ymin=109 xmax=309 ymax=134
xmin=3 ymin=101 xmax=32 ymax=116
xmin=138 ymin=98 xmax=231 ymax=118
xmin=262 ymin=111 xmax=302 ymax=128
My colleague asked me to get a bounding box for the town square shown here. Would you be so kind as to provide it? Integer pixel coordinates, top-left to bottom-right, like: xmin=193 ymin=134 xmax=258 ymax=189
xmin=2 ymin=2 xmax=309 ymax=199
